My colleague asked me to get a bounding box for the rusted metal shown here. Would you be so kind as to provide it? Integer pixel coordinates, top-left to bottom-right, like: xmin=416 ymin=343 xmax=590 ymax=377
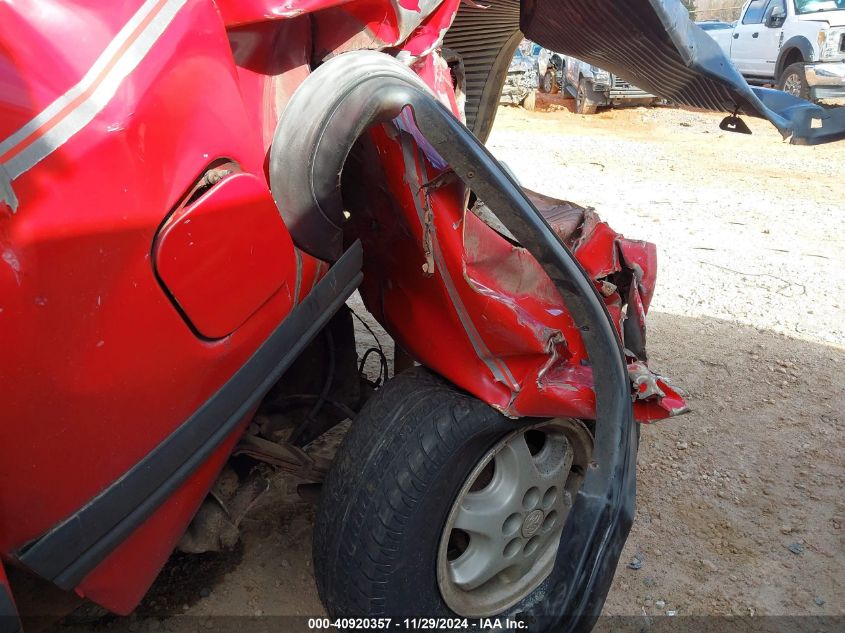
xmin=232 ymin=434 xmax=332 ymax=481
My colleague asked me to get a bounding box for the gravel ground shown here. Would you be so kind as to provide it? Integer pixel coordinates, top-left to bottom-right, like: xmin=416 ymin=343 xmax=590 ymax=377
xmin=492 ymin=102 xmax=844 ymax=618
xmin=492 ymin=100 xmax=845 ymax=347
xmin=47 ymin=102 xmax=844 ymax=630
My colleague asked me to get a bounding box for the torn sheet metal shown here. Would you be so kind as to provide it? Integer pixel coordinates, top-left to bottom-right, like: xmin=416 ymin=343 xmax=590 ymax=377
xmin=347 ymin=111 xmax=686 ymax=422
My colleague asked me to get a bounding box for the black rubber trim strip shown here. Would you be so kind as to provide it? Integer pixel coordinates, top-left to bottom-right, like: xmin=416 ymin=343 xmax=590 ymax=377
xmin=408 ymin=82 xmax=636 ymax=633
xmin=270 ymin=52 xmax=634 ymax=632
xmin=0 ymin=584 xmax=21 ymax=633
xmin=17 ymin=241 xmax=363 ymax=589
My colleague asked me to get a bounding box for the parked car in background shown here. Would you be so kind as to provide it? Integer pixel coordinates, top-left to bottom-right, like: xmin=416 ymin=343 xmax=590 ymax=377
xmin=702 ymin=0 xmax=845 ymax=100
xmin=519 ymin=41 xmax=565 ymax=96
xmin=500 ymin=42 xmax=540 ymax=109
xmin=538 ymin=47 xmax=565 ymax=93
xmin=562 ymin=56 xmax=659 ymax=114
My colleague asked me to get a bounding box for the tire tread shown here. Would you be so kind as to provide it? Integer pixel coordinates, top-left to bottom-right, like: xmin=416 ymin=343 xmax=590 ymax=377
xmin=314 ymin=367 xmax=510 ymax=617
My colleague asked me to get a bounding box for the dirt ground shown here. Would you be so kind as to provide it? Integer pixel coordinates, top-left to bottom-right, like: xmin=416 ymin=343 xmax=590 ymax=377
xmin=47 ymin=100 xmax=844 ymax=629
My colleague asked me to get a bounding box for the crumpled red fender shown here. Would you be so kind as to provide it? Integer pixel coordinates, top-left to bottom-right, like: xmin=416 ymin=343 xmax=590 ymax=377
xmin=343 ymin=70 xmax=687 ymax=422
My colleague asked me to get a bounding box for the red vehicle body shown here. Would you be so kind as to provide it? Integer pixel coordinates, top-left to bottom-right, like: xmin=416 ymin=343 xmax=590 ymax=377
xmin=1 ymin=0 xmax=841 ymax=628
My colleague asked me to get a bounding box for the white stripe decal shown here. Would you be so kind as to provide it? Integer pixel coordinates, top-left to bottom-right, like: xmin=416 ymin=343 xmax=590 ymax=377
xmin=0 ymin=0 xmax=188 ymax=212
xmin=0 ymin=164 xmax=16 ymax=211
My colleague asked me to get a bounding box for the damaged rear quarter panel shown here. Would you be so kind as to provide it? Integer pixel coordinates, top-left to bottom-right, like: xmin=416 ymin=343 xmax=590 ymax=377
xmin=343 ymin=78 xmax=684 ymax=421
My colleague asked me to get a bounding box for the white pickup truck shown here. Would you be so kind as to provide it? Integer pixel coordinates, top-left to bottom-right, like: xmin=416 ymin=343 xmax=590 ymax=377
xmin=705 ymin=0 xmax=845 ymax=101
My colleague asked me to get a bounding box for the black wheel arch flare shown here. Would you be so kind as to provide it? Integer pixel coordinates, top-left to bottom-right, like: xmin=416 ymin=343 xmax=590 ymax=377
xmin=776 ymin=36 xmax=815 ymax=76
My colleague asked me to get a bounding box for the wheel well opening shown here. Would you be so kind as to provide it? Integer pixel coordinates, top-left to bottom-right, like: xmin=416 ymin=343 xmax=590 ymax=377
xmin=780 ymin=48 xmax=804 ymax=74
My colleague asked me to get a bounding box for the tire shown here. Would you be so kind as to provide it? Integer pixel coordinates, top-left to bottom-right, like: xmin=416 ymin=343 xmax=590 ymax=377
xmin=522 ymin=90 xmax=536 ymax=111
xmin=575 ymin=78 xmax=598 ymax=115
xmin=314 ymin=367 xmax=594 ymax=624
xmin=777 ymin=62 xmax=810 ymax=100
xmin=542 ymin=70 xmax=558 ymax=94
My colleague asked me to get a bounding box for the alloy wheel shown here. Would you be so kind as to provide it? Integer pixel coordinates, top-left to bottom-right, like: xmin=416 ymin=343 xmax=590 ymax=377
xmin=783 ymin=72 xmax=802 ymax=97
xmin=436 ymin=419 xmax=593 ymax=617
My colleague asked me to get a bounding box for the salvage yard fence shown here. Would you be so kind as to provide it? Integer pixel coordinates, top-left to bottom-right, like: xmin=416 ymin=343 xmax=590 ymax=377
xmin=688 ymin=1 xmax=745 ymax=21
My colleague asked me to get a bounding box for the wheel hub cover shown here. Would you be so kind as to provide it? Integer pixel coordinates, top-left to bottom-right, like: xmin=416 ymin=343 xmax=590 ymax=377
xmin=521 ymin=509 xmax=544 ymax=537
xmin=437 ymin=419 xmax=594 ymax=617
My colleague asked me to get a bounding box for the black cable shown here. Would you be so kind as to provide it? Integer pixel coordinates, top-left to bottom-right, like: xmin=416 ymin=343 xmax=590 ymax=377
xmin=358 ymin=347 xmax=388 ymax=387
xmin=271 ymin=307 xmax=390 ymax=446
xmin=349 ymin=306 xmax=389 ymax=386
